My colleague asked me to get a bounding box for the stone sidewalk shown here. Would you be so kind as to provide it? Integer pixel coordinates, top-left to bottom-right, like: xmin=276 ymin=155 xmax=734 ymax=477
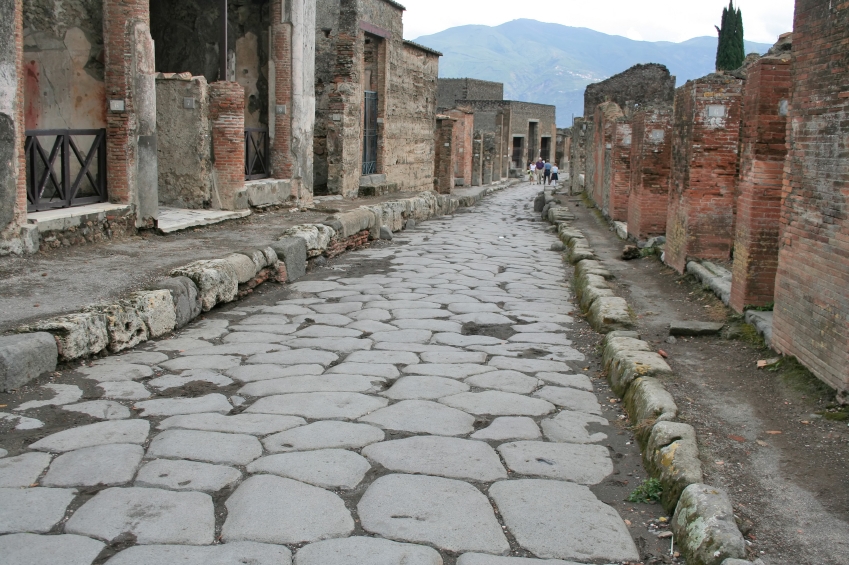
xmin=0 ymin=184 xmax=640 ymax=564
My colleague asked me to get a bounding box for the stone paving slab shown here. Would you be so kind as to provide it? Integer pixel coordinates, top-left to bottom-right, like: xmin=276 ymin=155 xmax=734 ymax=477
xmin=294 ymin=537 xmax=442 ymax=565
xmin=489 ymin=480 xmax=639 ymax=562
xmin=380 ymin=376 xmax=470 ymax=400
xmin=133 ymin=394 xmax=233 ymax=417
xmin=497 ymin=441 xmax=613 ymax=484
xmin=363 ymin=436 xmax=507 ymax=482
xmin=30 ymin=420 xmax=150 ymax=453
xmin=345 ymin=350 xmax=420 ymax=365
xmin=533 ymin=386 xmax=602 ymax=415
xmin=465 ymin=371 xmax=541 ymax=394
xmin=440 ymin=391 xmax=555 ymax=417
xmin=360 ymin=399 xmax=476 ymax=436
xmin=65 ymin=487 xmax=215 ymax=545
xmin=403 ymin=364 xmax=496 ymax=379
xmin=358 ymin=474 xmax=510 ymax=554
xmin=147 ymin=429 xmax=263 ymax=466
xmin=160 ymin=355 xmax=242 ymax=372
xmin=104 ymin=542 xmax=292 ymax=565
xmin=225 ymin=364 xmax=325 ymax=382
xmin=471 ymin=417 xmax=542 ymax=441
xmin=78 ymin=364 xmax=154 ymax=382
xmin=158 ymin=413 xmax=306 ymax=436
xmin=135 ymin=459 xmax=242 ymax=492
xmin=248 ymin=449 xmax=371 ymax=489
xmin=536 ymin=373 xmax=593 ymax=391
xmin=0 ymin=452 xmax=53 ymax=487
xmin=97 ymin=381 xmax=152 ymax=400
xmin=42 ymin=444 xmax=144 ymax=487
xmin=239 ymin=374 xmax=385 ymax=396
xmin=0 ymin=487 xmax=76 ymax=533
xmin=15 ymin=384 xmax=83 ymax=410
xmin=457 ymin=554 xmax=582 ymax=565
xmin=327 ymin=363 xmax=400 ymax=378
xmin=222 ymin=475 xmax=354 ymax=544
xmin=541 ymin=411 xmax=609 ymax=444
xmin=63 ymin=400 xmax=131 ymax=420
xmin=262 ymin=421 xmax=385 ymax=453
xmin=0 ymin=533 xmax=106 ymax=565
xmin=488 ymin=357 xmax=574 ymax=373
xmin=247 ymin=392 xmax=388 ymax=419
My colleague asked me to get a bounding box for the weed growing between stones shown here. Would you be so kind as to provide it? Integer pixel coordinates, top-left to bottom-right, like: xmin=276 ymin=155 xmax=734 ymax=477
xmin=627 ymin=477 xmax=663 ymax=504
xmin=768 ymin=356 xmax=834 ymax=399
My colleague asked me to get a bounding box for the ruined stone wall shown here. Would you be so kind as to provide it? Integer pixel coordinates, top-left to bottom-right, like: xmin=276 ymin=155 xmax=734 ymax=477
xmin=730 ymin=56 xmax=791 ymax=313
xmin=772 ymin=0 xmax=849 ymax=392
xmin=583 ymin=120 xmax=595 ymax=197
xmin=628 ymin=108 xmax=672 ymax=240
xmin=0 ymin=0 xmax=26 ymax=254
xmin=437 ymin=78 xmax=503 ymax=109
xmin=434 ymin=117 xmax=455 ymax=194
xmin=447 ymin=109 xmax=473 ymax=186
xmin=22 ymin=0 xmax=106 ymax=131
xmin=155 ymin=75 xmax=213 ymax=209
xmin=608 ymin=118 xmax=631 ymax=221
xmin=569 ymin=119 xmax=588 ymax=194
xmin=591 ymin=101 xmax=623 ymax=215
xmin=209 ymin=81 xmax=246 ymax=210
xmin=555 ymin=128 xmax=570 ymax=168
xmin=664 ymin=75 xmax=743 ymax=273
xmin=584 ymin=63 xmax=675 ymax=118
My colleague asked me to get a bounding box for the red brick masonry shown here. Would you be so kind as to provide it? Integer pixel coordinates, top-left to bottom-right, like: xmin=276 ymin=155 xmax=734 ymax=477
xmin=628 ymin=108 xmax=672 ymax=241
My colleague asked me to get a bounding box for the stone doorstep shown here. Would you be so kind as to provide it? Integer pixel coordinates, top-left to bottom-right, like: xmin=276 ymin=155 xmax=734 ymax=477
xmin=157 ymin=208 xmax=252 ymax=235
xmin=27 ymin=204 xmax=133 ymax=234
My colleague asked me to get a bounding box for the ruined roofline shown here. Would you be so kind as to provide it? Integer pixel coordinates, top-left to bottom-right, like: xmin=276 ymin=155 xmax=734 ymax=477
xmin=379 ymin=0 xmax=407 ymax=11
xmin=439 ymin=78 xmax=505 ymax=88
xmin=404 ymin=40 xmax=442 ymax=57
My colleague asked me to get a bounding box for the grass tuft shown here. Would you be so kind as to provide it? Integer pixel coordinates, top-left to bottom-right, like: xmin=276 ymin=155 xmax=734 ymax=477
xmin=627 ymin=478 xmax=663 ymax=504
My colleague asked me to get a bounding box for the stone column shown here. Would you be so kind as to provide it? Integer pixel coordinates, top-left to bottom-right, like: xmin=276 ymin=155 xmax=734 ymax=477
xmin=472 ymin=133 xmax=483 ymax=187
xmin=483 ymin=132 xmax=496 ymax=185
xmin=210 ymin=82 xmax=246 ymax=210
xmin=433 ymin=117 xmax=456 ymax=194
xmin=0 ymin=0 xmax=27 ymax=254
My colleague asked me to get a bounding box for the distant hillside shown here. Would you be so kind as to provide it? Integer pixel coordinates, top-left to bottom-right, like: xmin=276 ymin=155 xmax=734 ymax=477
xmin=415 ymin=19 xmax=773 ymax=127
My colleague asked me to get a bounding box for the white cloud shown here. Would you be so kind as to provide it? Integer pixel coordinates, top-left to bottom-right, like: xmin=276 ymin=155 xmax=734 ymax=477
xmin=400 ymin=0 xmax=794 ymax=44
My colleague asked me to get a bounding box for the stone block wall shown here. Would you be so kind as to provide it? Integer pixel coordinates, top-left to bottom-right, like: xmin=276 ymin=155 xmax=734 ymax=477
xmin=0 ymin=0 xmax=25 ymax=254
xmin=434 ymin=116 xmax=455 ymax=194
xmin=730 ymin=57 xmax=791 ymax=313
xmin=447 ymin=108 xmax=473 ymax=186
xmin=664 ymin=75 xmax=744 ymax=273
xmin=437 ymin=78 xmax=504 ymax=108
xmin=209 ymin=82 xmax=246 ymax=210
xmin=584 ymin=63 xmax=676 ymax=118
xmin=628 ymin=108 xmax=672 ymax=240
xmin=772 ymin=0 xmax=849 ymax=392
xmin=569 ymin=118 xmax=589 ymax=194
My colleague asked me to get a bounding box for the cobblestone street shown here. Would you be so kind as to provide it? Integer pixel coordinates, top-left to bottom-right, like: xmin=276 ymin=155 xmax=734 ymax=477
xmin=0 ymin=185 xmax=641 ymax=564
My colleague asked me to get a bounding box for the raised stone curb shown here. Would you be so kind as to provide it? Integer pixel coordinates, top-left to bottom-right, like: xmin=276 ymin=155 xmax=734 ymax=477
xmin=686 ymin=261 xmax=732 ymax=306
xmin=644 ymin=421 xmax=704 ymax=514
xmin=0 ymin=333 xmax=58 ymax=392
xmin=672 ymin=484 xmax=747 ymax=565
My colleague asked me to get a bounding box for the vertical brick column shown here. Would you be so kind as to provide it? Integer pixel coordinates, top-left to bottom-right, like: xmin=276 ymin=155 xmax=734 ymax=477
xmin=210 ymin=82 xmax=246 ymax=210
xmin=591 ymin=101 xmax=624 ymax=216
xmin=472 ymin=133 xmax=483 ymax=186
xmin=608 ymin=118 xmax=632 ymax=221
xmin=664 ymin=75 xmax=743 ymax=273
xmin=628 ymin=108 xmax=672 ymax=240
xmin=447 ymin=109 xmax=473 ymax=186
xmin=0 ymin=0 xmax=26 ymax=248
xmin=270 ymin=0 xmax=292 ymax=181
xmin=434 ymin=117 xmax=456 ymax=194
xmin=730 ymin=57 xmax=791 ymax=313
xmin=772 ymin=0 xmax=849 ymax=392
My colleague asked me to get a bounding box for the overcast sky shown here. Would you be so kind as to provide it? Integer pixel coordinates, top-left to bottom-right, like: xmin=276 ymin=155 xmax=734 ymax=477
xmin=402 ymin=0 xmax=795 ymax=44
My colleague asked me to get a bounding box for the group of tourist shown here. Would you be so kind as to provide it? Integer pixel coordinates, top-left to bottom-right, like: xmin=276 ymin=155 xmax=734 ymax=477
xmin=528 ymin=158 xmax=559 ymax=186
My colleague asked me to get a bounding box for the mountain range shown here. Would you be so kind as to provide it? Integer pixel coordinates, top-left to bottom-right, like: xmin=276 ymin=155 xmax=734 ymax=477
xmin=414 ymin=19 xmax=774 ymax=127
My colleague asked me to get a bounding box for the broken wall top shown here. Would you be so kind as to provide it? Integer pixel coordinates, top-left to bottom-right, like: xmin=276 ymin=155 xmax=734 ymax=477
xmin=584 ymin=63 xmax=675 ymax=118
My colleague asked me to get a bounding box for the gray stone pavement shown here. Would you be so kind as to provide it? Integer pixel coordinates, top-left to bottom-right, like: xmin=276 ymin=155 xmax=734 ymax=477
xmin=0 ymin=184 xmax=640 ymax=564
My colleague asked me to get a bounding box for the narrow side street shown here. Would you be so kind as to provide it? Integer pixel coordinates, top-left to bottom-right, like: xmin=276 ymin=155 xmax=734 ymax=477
xmin=0 ymin=184 xmax=667 ymax=565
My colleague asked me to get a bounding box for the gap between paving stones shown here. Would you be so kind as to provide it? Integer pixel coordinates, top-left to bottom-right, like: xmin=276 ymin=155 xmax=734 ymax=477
xmin=539 ymin=189 xmax=750 ymax=565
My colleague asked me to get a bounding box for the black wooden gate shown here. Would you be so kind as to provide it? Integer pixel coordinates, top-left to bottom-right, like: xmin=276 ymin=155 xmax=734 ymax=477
xmin=245 ymin=127 xmax=270 ymax=180
xmin=362 ymin=91 xmax=378 ymax=175
xmin=25 ymin=129 xmax=107 ymax=212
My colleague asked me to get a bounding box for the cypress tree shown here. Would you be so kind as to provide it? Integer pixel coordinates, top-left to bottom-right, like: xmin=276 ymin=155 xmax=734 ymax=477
xmin=715 ymin=1 xmax=745 ymax=71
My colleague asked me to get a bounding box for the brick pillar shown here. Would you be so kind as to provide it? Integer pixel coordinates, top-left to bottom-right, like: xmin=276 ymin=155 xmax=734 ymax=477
xmin=609 ymin=118 xmax=631 ymax=221
xmin=210 ymin=82 xmax=246 ymax=210
xmin=103 ymin=0 xmax=158 ymax=227
xmin=729 ymin=57 xmax=791 ymax=313
xmin=0 ymin=0 xmax=26 ymax=252
xmin=591 ymin=101 xmax=624 ymax=216
xmin=472 ymin=132 xmax=483 ymax=186
xmin=628 ymin=108 xmax=672 ymax=240
xmin=664 ymin=75 xmax=743 ymax=273
xmin=270 ymin=0 xmax=292 ymax=181
xmin=772 ymin=1 xmax=849 ymax=392
xmin=483 ymin=132 xmax=496 ymax=185
xmin=433 ymin=117 xmax=456 ymax=194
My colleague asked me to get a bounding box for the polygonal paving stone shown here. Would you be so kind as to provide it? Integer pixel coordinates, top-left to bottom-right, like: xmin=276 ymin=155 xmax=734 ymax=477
xmin=507 ymin=333 xmax=572 ymax=346
xmin=346 ymin=320 xmax=397 ymax=333
xmin=363 ymin=437 xmax=506 ymax=482
xmin=0 ymin=412 xmax=44 ymax=430
xmin=0 ymin=487 xmax=76 ymax=533
xmin=392 ymin=309 xmax=452 ymax=319
xmin=15 ymin=384 xmax=83 ymax=411
xmin=471 ymin=417 xmax=542 ymax=441
xmin=488 ymin=357 xmax=572 ymax=373
xmin=447 ymin=303 xmax=501 ymax=314
xmin=262 ymin=421 xmax=385 ymax=453
xmin=94 ymin=352 xmax=169 ymax=366
xmin=158 ymin=413 xmax=305 ymax=436
xmin=541 ymin=412 xmax=609 ymax=444
xmin=345 ymin=350 xmax=419 ymax=365
xmin=295 ymin=537 xmax=442 ymax=565
xmin=451 ymin=313 xmax=515 ymax=326
xmin=403 ymin=364 xmax=495 ymax=379
xmin=42 ymin=444 xmax=144 ymax=487
xmin=226 ymin=364 xmax=325 ymax=383
xmin=240 ymin=375 xmax=385 ymax=396
xmin=511 ymin=323 xmax=567 ymax=334
xmin=0 ymin=452 xmax=53 ymax=487
xmin=497 ymin=442 xmax=612 ymax=484
xmin=289 ymin=281 xmax=342 ymax=293
xmin=220 ymin=332 xmax=290 ymax=345
xmin=457 ymin=555 xmax=580 ymax=565
xmin=247 ymin=392 xmax=387 ymax=420
xmin=420 ymin=351 xmax=488 ymax=364
xmin=147 ymin=429 xmax=262 ymax=466
xmin=104 ymin=542 xmax=292 ymax=565
xmin=392 ymin=319 xmax=463 ymax=333
xmin=310 ymin=302 xmax=363 ymax=314
xmin=263 ymin=305 xmax=315 ymax=316
xmin=282 ymin=337 xmax=373 ymax=352
xmin=153 ymin=338 xmax=213 ymax=351
xmin=360 ymin=400 xmax=476 ymax=436
xmin=159 ymin=356 xmax=242 ymax=371
xmin=536 ymin=373 xmax=593 ymax=391
xmin=97 ymin=381 xmax=151 ymax=400
xmin=291 ymin=314 xmax=355 ymax=327
xmin=248 ymin=449 xmax=370 ymax=489
xmin=380 ymin=376 xmax=470 ymax=400
xmin=349 ymin=308 xmax=393 ymax=321
xmin=489 ymin=480 xmax=639 ymax=562
xmin=222 ymin=475 xmax=353 ymax=544
xmin=439 ymin=392 xmax=555 ymax=417
xmin=327 ymin=363 xmax=400 ymax=378
xmin=294 ymin=325 xmax=362 ymax=338
xmin=0 ymin=533 xmax=105 ymax=565
xmin=30 ymin=420 xmax=150 ymax=453
xmin=133 ymin=394 xmax=232 ymax=417
xmin=358 ymin=474 xmax=509 ymax=554
xmin=180 ymin=343 xmax=288 ymax=357
xmin=533 ymin=387 xmax=602 ymax=415
xmin=247 ymin=349 xmax=339 ymax=366
xmin=63 ymin=401 xmax=131 ymax=420
xmin=147 ymin=371 xmax=233 ymax=391
xmin=79 ymin=364 xmax=153 ymax=382
xmin=371 ymin=330 xmax=433 ymax=343
xmin=431 ymin=334 xmax=503 ymax=347
xmin=135 ymin=459 xmax=242 ymax=492
xmin=178 ymin=319 xmax=229 ymax=339
xmin=65 ymin=487 xmax=215 ymax=545
xmin=465 ymin=371 xmax=541 ymax=394
xmin=230 ymin=324 xmax=300 ymax=335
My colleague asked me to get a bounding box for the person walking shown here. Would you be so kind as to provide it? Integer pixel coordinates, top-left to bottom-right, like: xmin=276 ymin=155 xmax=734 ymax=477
xmin=550 ymin=163 xmax=559 ymax=187
xmin=534 ymin=158 xmax=545 ymax=185
xmin=544 ymin=160 xmax=552 ymax=185
xmin=528 ymin=162 xmax=535 ymax=183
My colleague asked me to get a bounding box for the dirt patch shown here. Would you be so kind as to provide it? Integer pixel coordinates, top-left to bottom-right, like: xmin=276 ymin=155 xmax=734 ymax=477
xmin=462 ymin=323 xmax=516 ymax=340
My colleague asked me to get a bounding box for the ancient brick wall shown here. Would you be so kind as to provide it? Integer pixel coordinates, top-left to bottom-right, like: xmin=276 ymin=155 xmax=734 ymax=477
xmin=584 ymin=63 xmax=676 ymax=118
xmin=209 ymin=81 xmax=246 ymax=210
xmin=664 ymin=75 xmax=743 ymax=273
xmin=772 ymin=0 xmax=849 ymax=392
xmin=0 ymin=0 xmax=25 ymax=252
xmin=447 ymin=109 xmax=473 ymax=186
xmin=628 ymin=108 xmax=672 ymax=240
xmin=569 ymin=118 xmax=589 ymax=194
xmin=591 ymin=101 xmax=624 ymax=216
xmin=437 ymin=78 xmax=503 ymax=109
xmin=434 ymin=116 xmax=455 ymax=194
xmin=608 ymin=118 xmax=631 ymax=221
xmin=730 ymin=56 xmax=791 ymax=313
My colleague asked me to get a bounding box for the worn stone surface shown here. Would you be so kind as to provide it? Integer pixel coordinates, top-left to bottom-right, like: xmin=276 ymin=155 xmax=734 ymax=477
xmin=158 ymin=413 xmax=305 ymax=436
xmin=671 ymin=484 xmax=747 ymax=565
xmin=471 ymin=417 xmax=542 ymax=441
xmin=457 ymin=555 xmax=581 ymax=565
xmin=226 ymin=364 xmax=325 ymax=382
xmin=0 ymin=453 xmax=53 ymax=488
xmin=363 ymin=437 xmax=507 ymax=482
xmin=30 ymin=420 xmax=150 ymax=453
xmin=0 ymin=333 xmax=58 ymax=392
xmin=360 ymin=400 xmax=476 ymax=436
xmin=381 ymin=376 xmax=470 ymax=400
xmin=533 ymin=386 xmax=602 ymax=415
xmin=440 ymin=392 xmax=555 ymax=416
xmin=63 ymin=401 xmax=131 ymax=420
xmin=42 ymin=444 xmax=144 ymax=487
xmin=541 ymin=411 xmax=609 ymax=444
xmin=15 ymin=384 xmax=82 ymax=410
xmin=645 ymin=421 xmax=704 ymax=513
xmin=222 ymin=475 xmax=354 ymax=544
xmin=97 ymin=381 xmax=152 ymax=400
xmin=147 ymin=276 xmax=202 ymax=329
xmin=66 ymin=487 xmax=215 ymax=545
xmin=358 ymin=474 xmax=510 ymax=554
xmin=465 ymin=371 xmax=541 ymax=394
xmin=248 ymin=449 xmax=370 ymax=489
xmin=263 ymin=421 xmax=385 ymax=453
xmin=669 ymin=321 xmax=725 ymax=336
xmin=295 ymin=537 xmax=442 ymax=565
xmin=171 ymin=259 xmax=239 ymax=312
xmin=135 ymin=458 xmax=242 ymax=493
xmin=239 ymin=374 xmax=385 ymax=396
xmin=490 ymin=480 xmax=639 ymax=562
xmin=0 ymin=534 xmax=106 ymax=565
xmin=271 ymin=237 xmax=308 ymax=282
xmin=133 ymin=394 xmax=232 ymax=417
xmin=0 ymin=487 xmax=77 ymax=533
xmin=147 ymin=429 xmax=263 ymax=466
xmin=497 ymin=442 xmax=613 ymax=484
xmin=105 ymin=542 xmax=292 ymax=565
xmin=248 ymin=392 xmax=387 ymax=419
